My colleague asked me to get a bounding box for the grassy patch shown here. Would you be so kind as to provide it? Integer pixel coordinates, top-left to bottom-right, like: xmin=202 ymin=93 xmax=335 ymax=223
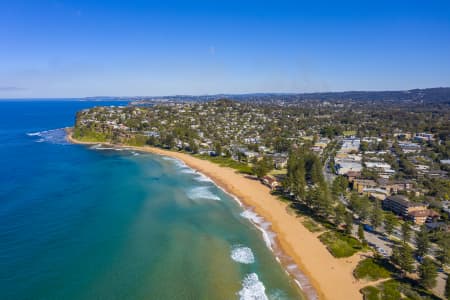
xmin=361 ymin=286 xmax=380 ymax=300
xmin=379 ymin=280 xmax=402 ymax=300
xmin=72 ymin=127 xmax=109 ymax=142
xmin=354 ymin=258 xmax=391 ymax=281
xmin=361 ymin=280 xmax=401 ymax=300
xmin=343 ymin=130 xmax=357 ymax=136
xmin=319 ymin=231 xmax=365 ymax=258
xmin=196 ymin=155 xmax=254 ymax=174
xmin=361 ymin=279 xmax=441 ymax=300
xmin=301 ymin=217 xmax=323 ymax=233
xmin=269 ymin=168 xmax=287 ymax=175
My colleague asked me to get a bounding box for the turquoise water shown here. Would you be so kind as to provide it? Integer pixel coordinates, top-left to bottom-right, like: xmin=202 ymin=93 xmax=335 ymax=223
xmin=0 ymin=101 xmax=304 ymax=299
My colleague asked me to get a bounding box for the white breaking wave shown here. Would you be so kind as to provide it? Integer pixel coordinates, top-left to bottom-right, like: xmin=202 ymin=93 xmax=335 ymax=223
xmin=238 ymin=273 xmax=268 ymax=300
xmin=194 ymin=174 xmax=213 ymax=183
xmin=187 ymin=186 xmax=221 ymax=201
xmin=240 ymin=209 xmax=274 ymax=250
xmin=231 ymin=245 xmax=255 ymax=264
xmin=26 ymin=128 xmax=69 ymax=145
xmin=90 ymin=145 xmax=115 ymax=150
xmin=180 ymin=168 xmax=196 ymax=175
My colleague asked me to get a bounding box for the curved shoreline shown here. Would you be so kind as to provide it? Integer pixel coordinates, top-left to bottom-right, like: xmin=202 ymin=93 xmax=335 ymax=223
xmin=66 ymin=130 xmax=364 ymax=300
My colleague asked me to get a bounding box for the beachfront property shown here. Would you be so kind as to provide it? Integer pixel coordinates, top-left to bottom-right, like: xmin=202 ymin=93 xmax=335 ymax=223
xmin=381 ymin=195 xmax=440 ymax=224
xmin=407 ymin=209 xmax=440 ymax=225
xmin=382 ymin=195 xmax=427 ymax=216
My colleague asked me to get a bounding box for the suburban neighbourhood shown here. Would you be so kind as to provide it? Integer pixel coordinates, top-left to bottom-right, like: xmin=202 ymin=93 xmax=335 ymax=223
xmin=73 ymin=92 xmax=450 ymax=299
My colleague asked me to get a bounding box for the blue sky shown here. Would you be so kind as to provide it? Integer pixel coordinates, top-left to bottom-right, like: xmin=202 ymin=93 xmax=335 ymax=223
xmin=1 ymin=0 xmax=450 ymax=97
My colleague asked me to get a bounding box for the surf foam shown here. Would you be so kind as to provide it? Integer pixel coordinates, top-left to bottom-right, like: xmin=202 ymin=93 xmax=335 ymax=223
xmin=187 ymin=186 xmax=221 ymax=201
xmin=238 ymin=273 xmax=268 ymax=300
xmin=231 ymin=245 xmax=255 ymax=264
xmin=26 ymin=128 xmax=69 ymax=145
xmin=240 ymin=209 xmax=274 ymax=250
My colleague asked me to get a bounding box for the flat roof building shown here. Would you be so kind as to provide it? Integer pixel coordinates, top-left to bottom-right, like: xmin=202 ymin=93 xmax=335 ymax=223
xmin=382 ymin=195 xmax=427 ymax=217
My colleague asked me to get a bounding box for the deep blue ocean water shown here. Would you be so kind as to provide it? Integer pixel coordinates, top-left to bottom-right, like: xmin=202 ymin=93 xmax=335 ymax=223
xmin=0 ymin=100 xmax=304 ymax=300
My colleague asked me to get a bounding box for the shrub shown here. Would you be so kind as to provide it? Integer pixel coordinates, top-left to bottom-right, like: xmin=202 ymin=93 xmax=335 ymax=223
xmin=319 ymin=231 xmax=364 ymax=258
xmin=361 ymin=286 xmax=380 ymax=300
xmin=354 ymin=258 xmax=391 ymax=281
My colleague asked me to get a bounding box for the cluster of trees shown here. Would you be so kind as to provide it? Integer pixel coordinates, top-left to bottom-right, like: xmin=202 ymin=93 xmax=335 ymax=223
xmin=285 ymin=147 xmax=355 ymax=232
xmin=348 ymin=193 xmax=384 ymax=229
xmin=252 ymin=156 xmax=274 ymax=178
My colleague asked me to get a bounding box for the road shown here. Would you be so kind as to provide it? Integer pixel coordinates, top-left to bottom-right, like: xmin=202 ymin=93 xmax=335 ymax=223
xmin=323 ymin=156 xmax=336 ymax=185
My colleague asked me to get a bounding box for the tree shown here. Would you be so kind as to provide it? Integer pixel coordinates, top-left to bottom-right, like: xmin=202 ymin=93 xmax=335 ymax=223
xmin=445 ymin=274 xmax=450 ymax=299
xmin=370 ymin=200 xmax=384 ymax=229
xmin=315 ymin=184 xmax=332 ymax=217
xmin=358 ymin=224 xmax=365 ymax=241
xmin=286 ymin=150 xmax=306 ymax=200
xmin=359 ymin=141 xmax=369 ymax=152
xmin=344 ymin=212 xmax=353 ymax=235
xmin=384 ymin=212 xmax=398 ymax=236
xmin=331 ymin=176 xmax=348 ymax=199
xmin=334 ymin=203 xmax=346 ymax=227
xmin=401 ymin=221 xmax=412 ymax=243
xmin=418 ymin=257 xmax=438 ymax=290
xmin=349 ymin=193 xmax=371 ymax=221
xmin=437 ymin=232 xmax=450 ymax=266
xmin=392 ymin=242 xmax=415 ymax=275
xmin=416 ymin=225 xmax=430 ymax=257
xmin=252 ymin=157 xmax=273 ymax=179
xmin=310 ymin=155 xmax=324 ymax=186
xmin=293 ymin=156 xmax=306 ymax=199
xmin=214 ymin=143 xmax=222 ymax=156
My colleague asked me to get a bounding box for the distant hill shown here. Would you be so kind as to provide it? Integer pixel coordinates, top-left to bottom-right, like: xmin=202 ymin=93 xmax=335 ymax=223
xmin=83 ymin=87 xmax=450 ymax=104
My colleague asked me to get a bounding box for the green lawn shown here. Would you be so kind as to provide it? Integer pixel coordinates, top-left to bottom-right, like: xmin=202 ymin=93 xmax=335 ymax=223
xmin=318 ymin=231 xmax=365 ymax=258
xmin=354 ymin=258 xmax=391 ymax=281
xmin=269 ymin=168 xmax=287 ymax=176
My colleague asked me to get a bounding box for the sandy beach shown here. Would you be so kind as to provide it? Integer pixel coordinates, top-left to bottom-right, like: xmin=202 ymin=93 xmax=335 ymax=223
xmin=66 ymin=130 xmax=365 ymax=300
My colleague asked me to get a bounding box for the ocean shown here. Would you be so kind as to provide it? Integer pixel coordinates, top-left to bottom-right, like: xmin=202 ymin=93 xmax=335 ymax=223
xmin=0 ymin=100 xmax=304 ymax=300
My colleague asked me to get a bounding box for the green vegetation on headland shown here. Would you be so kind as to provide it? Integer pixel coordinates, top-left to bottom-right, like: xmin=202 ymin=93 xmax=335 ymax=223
xmin=72 ymin=127 xmax=108 ymax=142
xmin=72 ymin=127 xmax=255 ymax=175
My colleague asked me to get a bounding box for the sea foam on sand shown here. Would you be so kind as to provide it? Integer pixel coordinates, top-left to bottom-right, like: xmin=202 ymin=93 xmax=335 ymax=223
xmin=238 ymin=273 xmax=268 ymax=300
xmin=240 ymin=209 xmax=275 ymax=251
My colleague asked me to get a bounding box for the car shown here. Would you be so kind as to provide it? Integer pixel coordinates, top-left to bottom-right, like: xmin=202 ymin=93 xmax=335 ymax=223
xmin=364 ymin=224 xmax=374 ymax=232
xmin=380 ymin=236 xmax=390 ymax=242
